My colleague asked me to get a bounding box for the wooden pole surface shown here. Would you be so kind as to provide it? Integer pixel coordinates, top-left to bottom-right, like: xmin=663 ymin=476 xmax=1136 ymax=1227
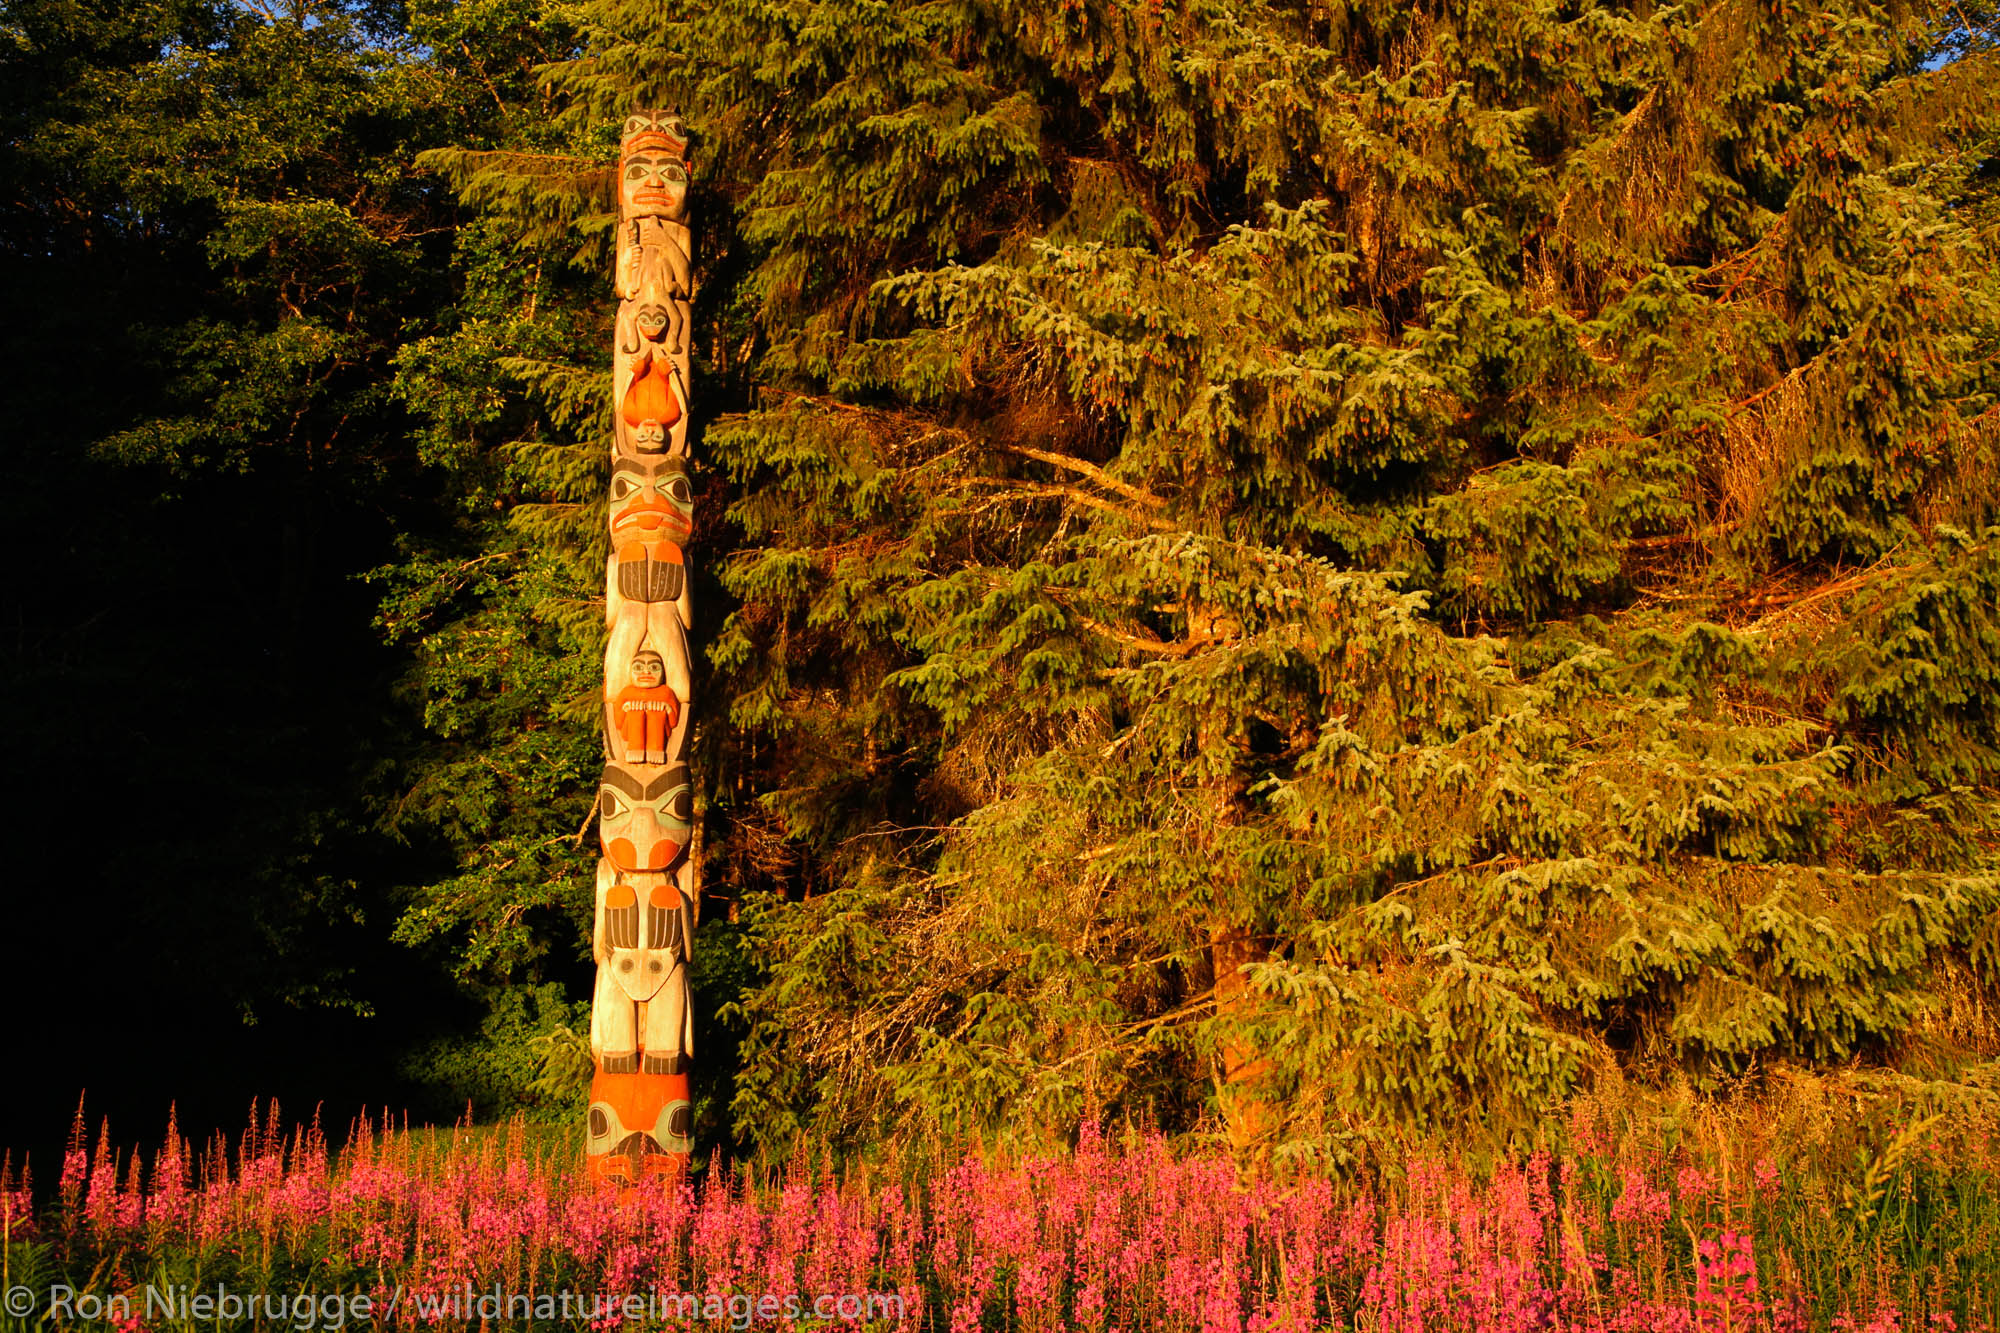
xmin=585 ymin=110 xmax=696 ymax=1184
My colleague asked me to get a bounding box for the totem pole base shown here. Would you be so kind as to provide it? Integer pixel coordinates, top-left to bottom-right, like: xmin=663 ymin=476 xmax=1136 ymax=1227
xmin=585 ymin=1067 xmax=692 ymax=1188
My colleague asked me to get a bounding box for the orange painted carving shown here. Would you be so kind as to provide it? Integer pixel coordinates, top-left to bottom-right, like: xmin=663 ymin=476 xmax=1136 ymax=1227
xmin=609 ymin=457 xmax=691 ymax=605
xmin=585 ymin=1067 xmax=691 ymax=1182
xmin=598 ymin=762 xmax=693 ymax=872
xmin=613 ymin=652 xmax=681 ymax=764
xmin=621 ymin=111 xmax=690 ymax=159
xmin=609 ymin=456 xmax=693 ymax=546
xmin=620 ymin=350 xmax=683 ymax=453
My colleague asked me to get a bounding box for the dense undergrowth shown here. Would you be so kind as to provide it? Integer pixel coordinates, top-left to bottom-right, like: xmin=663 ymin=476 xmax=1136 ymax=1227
xmin=3 ymin=1073 xmax=1995 ymax=1331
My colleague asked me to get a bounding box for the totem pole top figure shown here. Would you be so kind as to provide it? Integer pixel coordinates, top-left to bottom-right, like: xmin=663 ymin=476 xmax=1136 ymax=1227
xmin=620 ymin=111 xmax=690 ymax=222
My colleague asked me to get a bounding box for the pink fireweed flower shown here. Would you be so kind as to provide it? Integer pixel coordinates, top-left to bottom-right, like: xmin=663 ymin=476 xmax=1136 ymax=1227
xmin=1609 ymin=1168 xmax=1672 ymax=1226
xmin=1694 ymin=1230 xmax=1761 ymax=1332
xmin=0 ymin=1156 xmax=32 ymax=1239
xmin=146 ymin=1122 xmax=191 ymax=1238
xmin=115 ymin=1154 xmax=145 ymax=1231
xmin=83 ymin=1123 xmax=119 ymax=1236
xmin=1753 ymin=1157 xmax=1781 ymax=1202
xmin=1832 ymin=1302 xmax=1906 ymax=1333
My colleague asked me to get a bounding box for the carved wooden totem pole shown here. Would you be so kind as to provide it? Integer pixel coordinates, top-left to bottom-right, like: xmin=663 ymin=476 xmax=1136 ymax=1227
xmin=586 ymin=110 xmax=696 ymax=1184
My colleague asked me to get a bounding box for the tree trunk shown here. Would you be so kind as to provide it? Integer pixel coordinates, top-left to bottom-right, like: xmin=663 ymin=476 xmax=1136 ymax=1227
xmin=1210 ymin=917 xmax=1273 ymax=1156
xmin=1189 ymin=601 xmax=1272 ymax=1160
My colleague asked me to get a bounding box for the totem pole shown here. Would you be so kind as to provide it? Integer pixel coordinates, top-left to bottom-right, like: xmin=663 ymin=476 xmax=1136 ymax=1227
xmin=585 ymin=110 xmax=696 ymax=1184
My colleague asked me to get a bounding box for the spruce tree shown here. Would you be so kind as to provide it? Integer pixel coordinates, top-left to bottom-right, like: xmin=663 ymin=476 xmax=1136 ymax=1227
xmin=419 ymin=0 xmax=2000 ymax=1153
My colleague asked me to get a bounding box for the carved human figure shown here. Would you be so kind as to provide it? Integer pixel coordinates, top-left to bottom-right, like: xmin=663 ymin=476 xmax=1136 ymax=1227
xmin=605 ymin=600 xmax=690 ymax=752
xmin=615 ymin=114 xmax=690 ymax=291
xmin=611 ymin=650 xmax=681 ymax=765
xmin=619 ymin=350 xmax=686 ymax=456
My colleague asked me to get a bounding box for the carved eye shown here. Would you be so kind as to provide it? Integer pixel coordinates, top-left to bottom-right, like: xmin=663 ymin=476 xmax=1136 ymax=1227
xmin=663 ymin=163 xmax=687 ymax=183
xmin=589 ymin=1106 xmax=610 ymax=1138
xmin=618 ymin=958 xmax=634 ymax=972
xmin=624 ymin=162 xmax=648 ymax=180
xmin=601 ymin=788 xmax=628 ymax=820
xmin=610 ymin=475 xmax=638 ymax=501
xmin=648 ymin=959 xmax=663 ymax=974
xmin=667 ymin=788 xmax=694 ymax=822
xmin=664 ymin=476 xmax=692 ymax=504
xmin=663 ymin=117 xmax=685 ymax=137
xmin=624 ymin=116 xmax=648 ymax=135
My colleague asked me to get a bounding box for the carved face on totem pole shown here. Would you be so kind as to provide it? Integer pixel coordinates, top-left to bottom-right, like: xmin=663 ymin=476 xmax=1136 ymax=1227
xmin=622 ymin=111 xmax=689 ymax=157
xmin=620 ymin=111 xmax=689 ymax=222
xmin=633 ymin=303 xmax=671 ymax=343
xmin=586 ymin=1070 xmax=692 ymax=1182
xmin=621 ymin=153 xmax=688 ymax=222
xmin=609 ymin=456 xmax=694 ymax=548
xmin=598 ymin=762 xmax=693 ymax=872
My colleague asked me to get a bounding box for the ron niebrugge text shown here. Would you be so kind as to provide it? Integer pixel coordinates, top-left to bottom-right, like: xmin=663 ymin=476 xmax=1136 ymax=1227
xmin=19 ymin=1281 xmax=906 ymax=1328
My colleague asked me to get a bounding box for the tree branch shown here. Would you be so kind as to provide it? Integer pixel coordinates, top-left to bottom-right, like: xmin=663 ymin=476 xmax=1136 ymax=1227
xmin=1072 ymin=613 xmax=1215 ymax=657
xmin=998 ymin=443 xmax=1167 ymax=510
xmin=965 ymin=477 xmax=1177 ymax=531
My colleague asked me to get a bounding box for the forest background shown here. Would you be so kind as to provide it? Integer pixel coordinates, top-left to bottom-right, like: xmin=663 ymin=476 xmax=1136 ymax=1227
xmin=2 ymin=0 xmax=1997 ymax=1179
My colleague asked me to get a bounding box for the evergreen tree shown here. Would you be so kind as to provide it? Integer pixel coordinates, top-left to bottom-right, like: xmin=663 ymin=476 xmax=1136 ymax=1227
xmin=419 ymin=0 xmax=2000 ymax=1155
xmin=0 ymin=0 xmax=550 ymax=1141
